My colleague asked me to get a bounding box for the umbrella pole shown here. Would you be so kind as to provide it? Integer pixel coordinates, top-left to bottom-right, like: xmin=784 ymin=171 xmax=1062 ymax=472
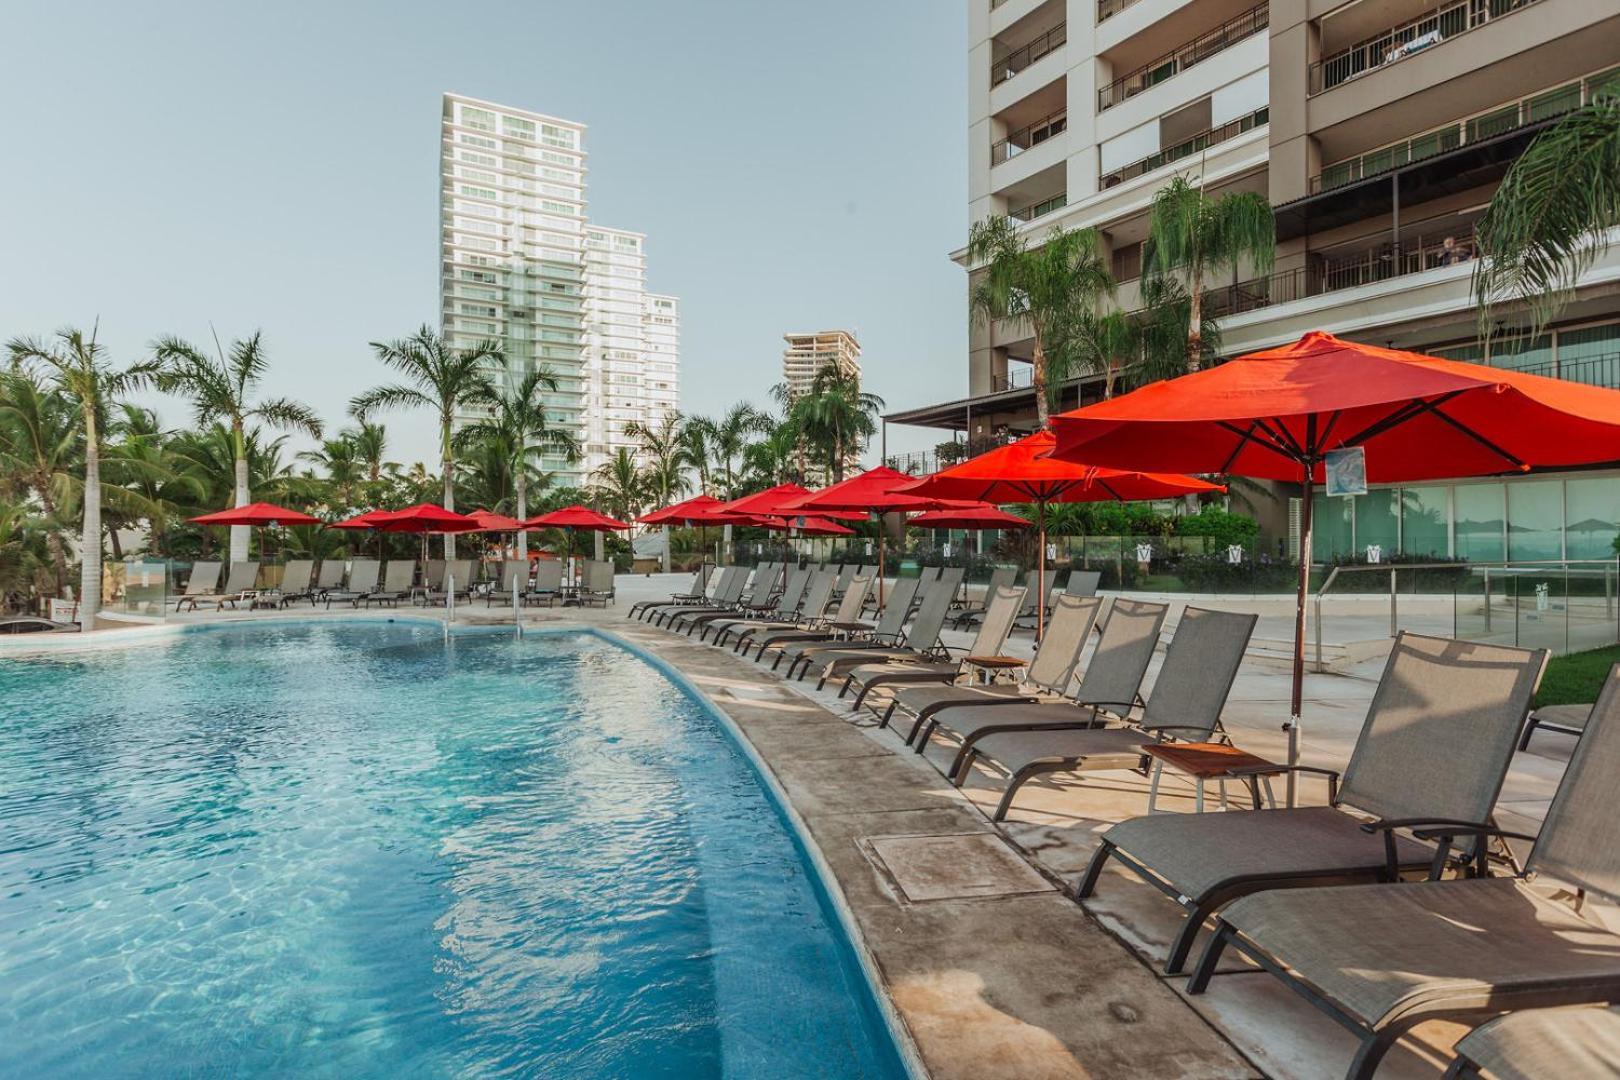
xmin=877 ymin=522 xmax=886 ymax=611
xmin=1037 ymin=502 xmax=1047 ymax=643
xmin=1287 ymin=470 xmax=1316 ymax=808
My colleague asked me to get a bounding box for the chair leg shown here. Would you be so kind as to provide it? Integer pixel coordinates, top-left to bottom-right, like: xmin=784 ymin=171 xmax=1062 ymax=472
xmin=879 ymin=700 xmax=899 ymax=729
xmin=1165 ymin=898 xmax=1221 ymax=975
xmin=1518 ymin=716 xmax=1538 ymax=752
xmin=1195 ymin=778 xmax=1205 ymax=814
xmin=950 ymin=748 xmax=979 ymax=787
xmin=1076 ymin=839 xmax=1116 ymax=899
xmin=1347 ymin=1025 xmax=1412 ymax=1080
xmin=991 ymin=765 xmax=1040 ymax=821
xmin=1186 ymin=921 xmax=1234 ymax=994
xmin=1147 ymin=761 xmax=1165 ymax=813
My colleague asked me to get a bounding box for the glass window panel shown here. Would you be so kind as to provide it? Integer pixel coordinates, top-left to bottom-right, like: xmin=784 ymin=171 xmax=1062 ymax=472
xmin=1312 ymin=494 xmax=1354 ymax=560
xmin=1489 ymin=333 xmax=1554 ymax=375
xmin=1565 ymin=477 xmax=1620 ymax=560
xmin=1354 ymin=489 xmax=1399 ymax=559
xmin=1556 ymin=322 xmax=1620 ymax=387
xmin=1401 ymin=486 xmax=1450 ymax=556
xmin=1507 ymin=480 xmax=1563 ymax=561
xmin=1455 ymin=483 xmax=1505 ymax=562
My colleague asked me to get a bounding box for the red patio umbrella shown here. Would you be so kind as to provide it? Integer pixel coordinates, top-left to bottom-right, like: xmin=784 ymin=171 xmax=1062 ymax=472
xmin=1048 ymin=329 xmax=1620 ymax=801
xmin=639 ymin=494 xmax=732 ymax=577
xmin=520 ymin=505 xmax=632 ymax=589
xmin=906 ymin=504 xmax=1033 ymax=530
xmin=370 ymin=503 xmax=482 ymax=533
xmin=329 ymin=510 xmax=391 ymax=530
xmin=190 ymin=501 xmax=322 ymax=562
xmin=466 ymin=508 xmax=522 ymax=532
xmin=753 ymin=514 xmax=856 ymax=537
xmin=899 ymin=432 xmax=1222 ymax=636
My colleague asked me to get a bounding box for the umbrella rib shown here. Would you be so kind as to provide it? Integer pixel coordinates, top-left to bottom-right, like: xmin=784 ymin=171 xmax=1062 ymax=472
xmin=1214 ymin=420 xmax=1302 ymax=467
xmin=1336 ymin=392 xmax=1462 ymax=449
xmin=1428 ymin=403 xmax=1528 ymax=470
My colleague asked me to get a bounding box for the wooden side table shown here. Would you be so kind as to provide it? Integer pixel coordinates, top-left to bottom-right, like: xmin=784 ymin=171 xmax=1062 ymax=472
xmin=1141 ymin=741 xmax=1282 ymax=812
xmin=964 ymin=655 xmax=1027 ymax=686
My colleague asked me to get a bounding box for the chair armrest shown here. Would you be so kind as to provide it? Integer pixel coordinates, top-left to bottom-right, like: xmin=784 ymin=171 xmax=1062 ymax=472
xmin=1405 ymin=822 xmax=1538 ymax=879
xmin=1226 ymin=763 xmax=1341 ymax=803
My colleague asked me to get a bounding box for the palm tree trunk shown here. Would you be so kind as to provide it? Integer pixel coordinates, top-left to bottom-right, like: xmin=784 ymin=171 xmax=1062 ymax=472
xmin=79 ymin=415 xmax=102 ymax=630
xmin=1032 ymin=332 xmax=1051 ymax=429
xmin=661 ymin=524 xmax=671 ymax=573
xmin=1186 ymin=272 xmax=1205 ymax=374
xmin=441 ymin=417 xmax=455 ymax=560
xmin=230 ymin=451 xmax=251 ymax=563
xmin=515 ymin=470 xmax=528 ymax=560
xmin=108 ymin=523 xmax=124 ymax=562
xmin=38 ymin=487 xmax=68 ymax=594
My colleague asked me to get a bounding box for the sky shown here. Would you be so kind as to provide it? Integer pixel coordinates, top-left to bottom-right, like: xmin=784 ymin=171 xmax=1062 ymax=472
xmin=1 ymin=1 xmax=968 ymax=470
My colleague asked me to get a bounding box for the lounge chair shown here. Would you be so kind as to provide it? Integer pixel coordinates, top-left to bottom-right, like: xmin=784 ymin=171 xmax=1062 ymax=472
xmin=486 ymin=560 xmax=527 ymax=606
xmin=1187 ymin=664 xmax=1620 ymax=1080
xmin=1064 ymin=570 xmax=1101 ymax=597
xmin=324 ymin=559 xmax=380 ymax=608
xmin=683 ymin=567 xmax=803 ymax=638
xmin=527 ymin=560 xmax=564 ymax=606
xmin=577 ymin=560 xmax=616 ymax=607
xmin=1082 ymin=633 xmax=1548 ymax=974
xmin=629 ymin=565 xmax=711 ymax=618
xmin=423 ymin=558 xmax=446 ymax=594
xmin=953 ymin=605 xmax=1255 ymax=821
xmin=654 ymin=565 xmax=759 ymax=629
xmin=884 ymin=593 xmax=1104 ymax=744
xmin=844 ymin=584 xmax=1027 ymax=711
xmin=777 ymin=576 xmax=922 ymax=677
xmin=748 ymin=575 xmax=875 ymax=663
xmin=723 ymin=571 xmax=841 ymax=652
xmin=420 ymin=559 xmax=473 ymax=604
xmin=177 ymin=561 xmax=261 ymax=611
xmin=871 ymin=566 xmax=938 ymax=614
xmin=703 ymin=569 xmax=818 ymax=645
xmin=1518 ymin=699 xmax=1591 ymax=750
xmin=810 ymin=581 xmax=957 ymax=692
xmin=362 ymin=560 xmax=417 ymax=607
xmin=642 ymin=565 xmax=741 ymax=622
xmin=913 ymin=598 xmax=1167 ymax=771
xmin=314 ymin=559 xmax=346 ymax=597
xmin=950 ymin=567 xmax=1017 ymax=628
xmin=260 ymin=559 xmax=315 ymax=608
xmin=1448 ymin=1005 xmax=1620 ymax=1079
xmin=167 ymin=561 xmax=221 ymax=609
xmin=1010 ymin=569 xmax=1061 ymax=630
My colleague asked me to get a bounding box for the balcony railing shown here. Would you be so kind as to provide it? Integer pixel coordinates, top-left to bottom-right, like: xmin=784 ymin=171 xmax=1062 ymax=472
xmin=1100 ymin=108 xmax=1268 ymax=190
xmin=887 ymin=436 xmax=1021 ymax=478
xmin=1310 ymin=0 xmax=1541 ymax=95
xmin=992 ymin=366 xmax=1035 ymax=393
xmin=1098 ymin=0 xmax=1143 ymax=23
xmin=1313 ymin=67 xmax=1620 ymax=193
xmin=991 ymin=108 xmax=1068 ymax=164
xmin=1098 ymin=4 xmax=1268 ymax=111
xmin=1009 ymin=192 xmax=1069 ymax=222
xmin=992 ymin=23 xmax=1067 ymax=86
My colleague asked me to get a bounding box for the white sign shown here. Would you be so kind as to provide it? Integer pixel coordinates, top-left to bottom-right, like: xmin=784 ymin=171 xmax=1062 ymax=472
xmin=49 ymin=598 xmax=78 ymax=623
xmin=1535 ymin=582 xmax=1550 ymax=611
xmin=1227 ymin=544 xmax=1244 ymax=565
xmin=1134 ymin=543 xmax=1153 ymax=564
xmin=1046 ymin=543 xmax=1057 ymax=560
xmin=941 ymin=542 xmax=952 ymax=558
xmin=1366 ymin=544 xmax=1382 ymax=564
xmin=1324 ymin=447 xmax=1368 ymax=497
xmin=864 ymin=540 xmax=873 ymax=556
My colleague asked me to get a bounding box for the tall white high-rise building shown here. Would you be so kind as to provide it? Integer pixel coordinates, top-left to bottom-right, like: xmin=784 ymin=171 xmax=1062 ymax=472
xmin=781 ymin=329 xmax=862 ymax=397
xmin=439 ymin=93 xmax=679 ymax=487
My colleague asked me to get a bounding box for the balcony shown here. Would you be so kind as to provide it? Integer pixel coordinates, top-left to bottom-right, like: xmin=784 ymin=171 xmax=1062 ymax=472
xmin=1098 ymin=4 xmax=1268 ymax=111
xmin=992 ymin=22 xmax=1066 ymax=87
xmin=1008 ymin=192 xmax=1068 ymax=223
xmin=992 ymin=366 xmax=1035 ymax=393
xmin=1312 ymin=66 xmax=1619 ymax=193
xmin=1100 ymin=107 xmax=1268 ymax=189
xmin=1310 ymin=0 xmax=1543 ymax=95
xmin=1513 ymin=351 xmax=1620 ymax=389
xmin=991 ymin=109 xmax=1068 ymax=165
xmin=1098 ymin=0 xmax=1143 ymax=23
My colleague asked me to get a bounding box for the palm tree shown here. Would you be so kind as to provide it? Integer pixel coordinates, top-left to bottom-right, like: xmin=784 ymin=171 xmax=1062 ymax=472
xmin=0 ymin=369 xmax=78 ymax=592
xmin=591 ymin=447 xmax=646 ymax=523
xmin=678 ymin=419 xmax=713 ymax=494
xmin=350 ymin=421 xmax=392 ymax=482
xmin=1143 ymin=174 xmax=1275 ymax=373
xmin=7 ymin=326 xmax=159 ymax=629
xmin=453 ymin=367 xmax=578 ymax=557
xmin=297 ymin=434 xmax=364 ymax=510
xmin=788 ymin=365 xmax=885 ymax=483
xmin=690 ymin=403 xmax=770 ymax=499
xmin=742 ymin=422 xmax=804 ymax=488
xmin=1474 ymin=90 xmax=1620 ymax=331
xmin=623 ymin=413 xmax=691 ymax=572
xmin=1057 ymin=310 xmax=1138 ymax=400
xmin=350 ymin=325 xmax=500 ymax=557
xmin=152 ymin=331 xmax=323 ymax=561
xmin=967 ymin=216 xmax=1115 ymax=427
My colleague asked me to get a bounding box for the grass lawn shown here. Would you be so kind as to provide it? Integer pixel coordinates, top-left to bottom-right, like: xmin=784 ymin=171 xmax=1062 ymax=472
xmin=1536 ymin=644 xmax=1620 ymax=707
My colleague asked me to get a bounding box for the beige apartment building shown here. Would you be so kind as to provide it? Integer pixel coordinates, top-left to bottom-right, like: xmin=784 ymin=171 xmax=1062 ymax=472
xmin=889 ymin=0 xmax=1620 ymax=559
xmin=782 ymin=330 xmax=862 ymax=397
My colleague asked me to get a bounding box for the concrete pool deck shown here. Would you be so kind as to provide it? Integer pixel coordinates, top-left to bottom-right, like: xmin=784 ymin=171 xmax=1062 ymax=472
xmin=27 ymin=573 xmax=1607 ymax=1079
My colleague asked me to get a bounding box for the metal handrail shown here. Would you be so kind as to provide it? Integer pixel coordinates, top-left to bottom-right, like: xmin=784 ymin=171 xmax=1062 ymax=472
xmin=1098 ymin=4 xmax=1267 ymax=111
xmin=1100 ymin=108 xmax=1268 ymax=190
xmin=992 ymin=22 xmax=1067 ymax=86
xmin=1310 ymin=0 xmax=1541 ymax=95
xmin=991 ymin=108 xmax=1068 ymax=165
xmin=1009 ymin=192 xmax=1068 ymax=222
xmin=1098 ymin=0 xmax=1143 ymax=22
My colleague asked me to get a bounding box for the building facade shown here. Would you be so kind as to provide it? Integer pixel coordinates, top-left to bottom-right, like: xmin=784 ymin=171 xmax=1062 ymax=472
xmin=439 ymin=93 xmax=679 ymax=487
xmin=887 ymin=0 xmax=1620 ymax=561
xmin=782 ymin=329 xmax=862 ymax=398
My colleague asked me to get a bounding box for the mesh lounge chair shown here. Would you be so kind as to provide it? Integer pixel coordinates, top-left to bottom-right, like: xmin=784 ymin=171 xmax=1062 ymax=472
xmin=167 ymin=561 xmax=221 ymax=609
xmin=914 ymin=598 xmax=1168 ymax=775
xmin=778 ymin=576 xmax=921 ymax=678
xmin=486 ymin=560 xmax=528 ymax=606
xmin=314 ymin=559 xmax=346 ymax=596
xmin=363 ymin=560 xmax=417 ymax=607
xmin=704 ymin=569 xmax=819 ymax=645
xmin=177 ymin=561 xmax=261 ymax=611
xmin=526 ymin=560 xmax=564 ymax=606
xmin=1448 ymin=1004 xmax=1620 ymax=1079
xmin=748 ymin=575 xmax=875 ymax=663
xmin=651 ymin=569 xmax=751 ymax=628
xmin=1064 ymin=570 xmax=1101 ymax=597
xmin=577 ymin=560 xmax=616 ymax=607
xmin=871 ymin=566 xmax=938 ymax=615
xmin=814 ymin=582 xmax=957 ymax=692
xmin=845 ymin=584 xmax=1027 ymax=713
xmin=950 ymin=567 xmax=1017 ymax=629
xmin=725 ymin=571 xmax=841 ymax=653
xmin=1518 ymin=699 xmax=1592 ymax=750
xmin=629 ymin=566 xmax=711 ymax=618
xmin=884 ymin=593 xmax=1104 ymax=744
xmin=423 ymin=559 xmax=446 ymax=593
xmin=686 ymin=567 xmax=804 ymax=639
xmin=1010 ymin=569 xmax=1061 ymax=630
xmin=955 ymin=606 xmax=1255 ymax=821
xmin=324 ymin=559 xmax=380 ymax=608
xmin=261 ymin=559 xmax=315 ymax=608
xmin=420 ymin=559 xmax=472 ymax=604
xmin=1082 ymin=633 xmax=1548 ymax=974
xmin=1187 ymin=664 xmax=1620 ymax=1080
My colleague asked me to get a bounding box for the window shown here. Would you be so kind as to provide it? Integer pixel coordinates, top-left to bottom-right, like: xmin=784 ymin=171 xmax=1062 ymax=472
xmin=502 ymin=116 xmax=536 ymax=137
xmin=1400 ymin=486 xmax=1449 ymax=556
xmin=1354 ymin=489 xmax=1398 ymax=558
xmin=459 ymin=151 xmax=498 ymax=168
xmin=1566 ymin=477 xmax=1620 ymax=559
xmin=1508 ymin=480 xmax=1563 ymax=560
xmin=460 ymin=107 xmax=495 ymax=131
xmin=460 ymin=185 xmax=499 ymax=200
xmin=459 ymin=134 xmax=497 ymax=150
xmin=539 ymin=150 xmax=576 ymax=166
xmin=1454 ymin=483 xmax=1505 ymax=562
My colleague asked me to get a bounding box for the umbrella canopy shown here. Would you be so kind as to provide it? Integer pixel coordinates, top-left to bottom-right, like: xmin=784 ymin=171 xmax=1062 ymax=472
xmin=465 ymin=508 xmax=523 ymax=532
xmin=752 ymin=514 xmax=856 ymax=536
xmin=521 ymin=505 xmax=632 ymax=531
xmin=781 ymin=466 xmax=957 ymax=514
xmin=328 ymin=509 xmax=391 ymax=530
xmin=638 ymin=494 xmax=730 ymax=525
xmin=1047 ymin=328 xmax=1620 ymax=803
xmin=370 ymin=503 xmax=483 ymax=533
xmin=906 ymin=504 xmax=1033 ymax=530
xmin=190 ymin=501 xmax=321 ymax=527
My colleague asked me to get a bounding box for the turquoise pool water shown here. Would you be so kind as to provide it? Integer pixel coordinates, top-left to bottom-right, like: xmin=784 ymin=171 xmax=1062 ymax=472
xmin=0 ymin=623 xmax=908 ymax=1078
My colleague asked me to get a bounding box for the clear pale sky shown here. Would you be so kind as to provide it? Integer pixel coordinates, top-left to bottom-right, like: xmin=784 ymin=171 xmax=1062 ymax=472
xmin=1 ymin=1 xmax=968 ymax=468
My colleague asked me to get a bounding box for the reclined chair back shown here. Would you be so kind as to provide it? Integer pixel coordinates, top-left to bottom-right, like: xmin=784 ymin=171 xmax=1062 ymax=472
xmin=533 ymin=560 xmax=564 ymax=591
xmin=936 ymin=566 xmax=966 ymax=603
xmin=1338 ymin=634 xmax=1547 ymax=829
xmin=316 ymin=560 xmax=345 ymax=589
xmin=1073 ymin=599 xmax=1169 ymax=713
xmin=1138 ymin=607 xmax=1258 ymax=740
xmin=347 ymin=559 xmax=380 ymax=592
xmin=1027 ymin=595 xmax=1105 ymax=693
xmin=501 ymin=560 xmax=529 ymax=591
xmin=279 ymin=560 xmax=314 ymax=593
xmin=833 ymin=564 xmax=857 ymax=594
xmin=586 ymin=559 xmax=614 ymax=592
xmin=798 ymin=571 xmax=837 ymax=620
xmin=184 ymin=561 xmax=222 ymax=596
xmin=983 ymin=566 xmax=1017 ymax=598
xmin=870 ymin=576 xmax=921 ymax=637
xmin=770 ymin=568 xmax=810 ymax=615
xmin=832 ymin=576 xmax=872 ymax=623
xmin=445 ymin=559 xmax=473 ymax=590
xmin=902 ymin=579 xmax=956 ymax=654
xmin=1527 ymin=665 xmax=1620 ymax=899
xmin=969 ymin=586 xmax=1026 ymax=656
xmin=1018 ymin=569 xmax=1059 ymax=616
xmin=424 ymin=559 xmax=446 ymax=590
xmin=1065 ymin=570 xmax=1101 ymax=597
xmin=221 ymin=561 xmax=261 ymax=593
xmin=381 ymin=560 xmax=415 ymax=593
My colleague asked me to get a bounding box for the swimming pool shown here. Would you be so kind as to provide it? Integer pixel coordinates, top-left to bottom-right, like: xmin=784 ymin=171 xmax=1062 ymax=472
xmin=0 ymin=622 xmax=908 ymax=1078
